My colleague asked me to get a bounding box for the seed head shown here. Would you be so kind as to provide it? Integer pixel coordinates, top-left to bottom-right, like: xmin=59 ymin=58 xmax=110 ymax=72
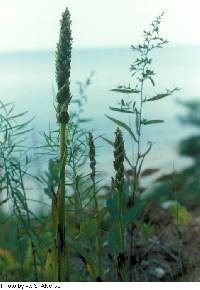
xmin=56 ymin=7 xmax=72 ymax=124
xmin=88 ymin=132 xmax=96 ymax=181
xmin=113 ymin=128 xmax=125 ymax=191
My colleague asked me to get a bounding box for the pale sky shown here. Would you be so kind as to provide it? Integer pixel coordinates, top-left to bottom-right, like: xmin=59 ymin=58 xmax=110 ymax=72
xmin=0 ymin=0 xmax=200 ymax=51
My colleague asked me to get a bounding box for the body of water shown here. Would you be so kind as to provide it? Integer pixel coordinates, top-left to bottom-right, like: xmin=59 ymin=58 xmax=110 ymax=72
xmin=0 ymin=46 xmax=199 ymax=178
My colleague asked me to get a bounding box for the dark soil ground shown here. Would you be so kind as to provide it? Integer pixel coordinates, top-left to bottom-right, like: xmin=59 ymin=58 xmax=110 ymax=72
xmin=151 ymin=206 xmax=200 ymax=282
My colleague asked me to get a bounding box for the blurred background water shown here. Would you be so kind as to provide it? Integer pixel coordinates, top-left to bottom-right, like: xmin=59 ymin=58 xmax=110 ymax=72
xmin=0 ymin=45 xmax=199 ymax=178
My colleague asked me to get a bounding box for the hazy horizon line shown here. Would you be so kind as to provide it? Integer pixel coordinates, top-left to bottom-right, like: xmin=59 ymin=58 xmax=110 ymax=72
xmin=0 ymin=44 xmax=199 ymax=55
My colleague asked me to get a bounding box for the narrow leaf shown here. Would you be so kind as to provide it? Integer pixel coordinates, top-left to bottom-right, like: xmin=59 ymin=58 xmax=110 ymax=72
xmin=149 ymin=77 xmax=155 ymax=87
xmin=0 ymin=198 xmax=9 ymax=206
xmin=141 ymin=168 xmax=159 ymax=177
xmin=101 ymin=136 xmax=114 ymax=147
xmin=105 ymin=115 xmax=138 ymax=143
xmin=110 ymin=88 xmax=140 ymax=94
xmin=44 ymin=249 xmax=57 ymax=281
xmin=142 ymin=120 xmax=164 ymax=125
xmin=124 ymin=201 xmax=146 ymax=226
xmin=135 ymin=110 xmax=140 ymax=135
xmin=109 ymin=107 xmax=134 ymax=114
xmin=144 ymin=92 xmax=173 ymax=102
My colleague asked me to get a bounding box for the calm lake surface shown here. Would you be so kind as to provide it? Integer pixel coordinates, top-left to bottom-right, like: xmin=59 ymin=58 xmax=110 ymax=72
xmin=0 ymin=46 xmax=200 ymax=178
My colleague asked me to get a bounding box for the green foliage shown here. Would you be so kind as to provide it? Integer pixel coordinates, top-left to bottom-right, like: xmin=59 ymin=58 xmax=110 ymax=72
xmin=124 ymin=201 xmax=146 ymax=226
xmin=104 ymin=12 xmax=179 ymax=281
xmin=142 ymin=119 xmax=164 ymax=125
xmin=139 ymin=223 xmax=154 ymax=243
xmin=143 ymin=88 xmax=179 ymax=102
xmin=106 ymin=12 xmax=178 ymax=205
xmin=0 ymin=8 xmax=186 ymax=283
xmin=110 ymin=86 xmax=140 ymax=94
xmin=106 ymin=115 xmax=138 ymax=142
xmin=179 ymin=136 xmax=200 ymax=159
xmin=178 ymin=100 xmax=200 ymax=127
xmin=169 ymin=204 xmax=192 ymax=225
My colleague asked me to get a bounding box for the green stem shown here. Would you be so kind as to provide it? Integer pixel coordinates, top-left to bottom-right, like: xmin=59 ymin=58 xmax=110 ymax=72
xmin=57 ymin=123 xmax=69 ymax=281
xmin=93 ymin=181 xmax=103 ymax=280
xmin=116 ymin=186 xmax=127 ymax=282
xmin=117 ymin=187 xmax=125 ymax=253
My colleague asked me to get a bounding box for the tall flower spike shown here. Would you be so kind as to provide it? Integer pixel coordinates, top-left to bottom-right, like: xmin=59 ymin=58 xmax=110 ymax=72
xmin=88 ymin=132 xmax=96 ymax=181
xmin=113 ymin=128 xmax=125 ymax=191
xmin=55 ymin=7 xmax=72 ymax=281
xmin=56 ymin=7 xmax=72 ymax=124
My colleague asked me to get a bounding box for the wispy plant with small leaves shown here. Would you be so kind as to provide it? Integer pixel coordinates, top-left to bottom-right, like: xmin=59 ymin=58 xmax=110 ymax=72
xmin=0 ymin=101 xmax=40 ymax=281
xmin=107 ymin=13 xmax=179 ymax=200
xmin=104 ymin=12 xmax=179 ymax=280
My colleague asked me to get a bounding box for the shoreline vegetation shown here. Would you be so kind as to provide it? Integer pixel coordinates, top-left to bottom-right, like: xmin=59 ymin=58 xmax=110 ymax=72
xmin=0 ymin=7 xmax=200 ymax=282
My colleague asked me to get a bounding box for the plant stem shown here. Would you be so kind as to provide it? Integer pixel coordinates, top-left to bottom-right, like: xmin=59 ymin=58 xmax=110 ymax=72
xmin=89 ymin=132 xmax=103 ymax=280
xmin=55 ymin=7 xmax=72 ymax=281
xmin=93 ymin=182 xmax=103 ymax=280
xmin=57 ymin=123 xmax=69 ymax=281
xmin=117 ymin=186 xmax=125 ymax=254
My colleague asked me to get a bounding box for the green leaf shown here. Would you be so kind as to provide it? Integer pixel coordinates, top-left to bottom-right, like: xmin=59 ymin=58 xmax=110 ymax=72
xmin=144 ymin=92 xmax=172 ymax=102
xmin=110 ymin=88 xmax=140 ymax=94
xmin=105 ymin=115 xmax=138 ymax=143
xmin=135 ymin=110 xmax=140 ymax=135
xmin=123 ymin=180 xmax=130 ymax=199
xmin=101 ymin=136 xmax=114 ymax=147
xmin=140 ymin=141 xmax=153 ymax=158
xmin=0 ymin=198 xmax=9 ymax=207
xmin=139 ymin=223 xmax=154 ymax=243
xmin=146 ymin=88 xmax=180 ymax=102
xmin=44 ymin=248 xmax=57 ymax=281
xmin=79 ymin=118 xmax=92 ymax=123
xmin=141 ymin=168 xmax=159 ymax=177
xmin=9 ymin=111 xmax=28 ymax=119
xmin=149 ymin=77 xmax=155 ymax=87
xmin=109 ymin=107 xmax=134 ymax=114
xmin=108 ymin=224 xmax=121 ymax=255
xmin=107 ymin=195 xmax=118 ymax=222
xmin=124 ymin=201 xmax=146 ymax=226
xmin=169 ymin=204 xmax=192 ymax=225
xmin=142 ymin=119 xmax=164 ymax=125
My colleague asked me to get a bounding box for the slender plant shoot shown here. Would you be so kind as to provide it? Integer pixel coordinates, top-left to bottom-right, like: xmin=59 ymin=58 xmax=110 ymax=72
xmin=55 ymin=7 xmax=72 ymax=282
